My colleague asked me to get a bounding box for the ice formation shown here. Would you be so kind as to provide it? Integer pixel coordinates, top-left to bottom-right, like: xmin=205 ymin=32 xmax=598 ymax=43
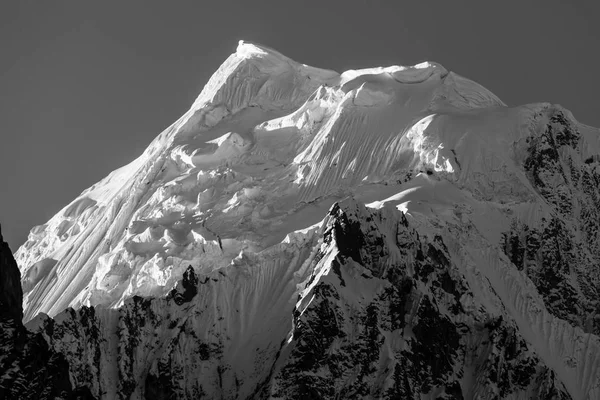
xmin=8 ymin=40 xmax=600 ymax=399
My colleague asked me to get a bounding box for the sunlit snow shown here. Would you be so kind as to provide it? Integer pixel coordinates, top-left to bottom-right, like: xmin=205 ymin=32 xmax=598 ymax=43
xmin=14 ymin=40 xmax=600 ymax=399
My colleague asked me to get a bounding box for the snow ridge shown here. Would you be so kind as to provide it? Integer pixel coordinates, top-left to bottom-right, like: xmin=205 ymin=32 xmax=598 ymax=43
xmin=12 ymin=41 xmax=600 ymax=399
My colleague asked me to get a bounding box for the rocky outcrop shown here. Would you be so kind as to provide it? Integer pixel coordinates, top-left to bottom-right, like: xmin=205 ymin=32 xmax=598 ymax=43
xmin=264 ymin=200 xmax=573 ymax=399
xmin=503 ymin=107 xmax=600 ymax=334
xmin=0 ymin=224 xmax=23 ymax=321
xmin=0 ymin=224 xmax=95 ymax=400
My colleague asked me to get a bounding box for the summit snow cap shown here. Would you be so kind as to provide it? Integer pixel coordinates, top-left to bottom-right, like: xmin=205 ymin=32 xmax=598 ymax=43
xmin=11 ymin=40 xmax=576 ymax=319
xmin=13 ymin=40 xmax=600 ymax=399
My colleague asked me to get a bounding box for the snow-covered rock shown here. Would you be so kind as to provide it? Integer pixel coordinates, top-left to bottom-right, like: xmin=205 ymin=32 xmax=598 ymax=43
xmin=0 ymin=224 xmax=94 ymax=399
xmin=10 ymin=40 xmax=600 ymax=399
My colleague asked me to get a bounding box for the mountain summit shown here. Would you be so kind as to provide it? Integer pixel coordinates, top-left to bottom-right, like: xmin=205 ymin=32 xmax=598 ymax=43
xmin=6 ymin=41 xmax=600 ymax=399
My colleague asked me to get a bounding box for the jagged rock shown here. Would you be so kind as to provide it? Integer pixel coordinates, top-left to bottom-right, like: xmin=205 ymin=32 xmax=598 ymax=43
xmin=266 ymin=201 xmax=573 ymax=399
xmin=0 ymin=224 xmax=23 ymax=321
xmin=0 ymin=224 xmax=95 ymax=399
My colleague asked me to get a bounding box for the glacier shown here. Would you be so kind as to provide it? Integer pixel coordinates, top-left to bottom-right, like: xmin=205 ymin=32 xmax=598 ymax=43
xmin=2 ymin=40 xmax=600 ymax=399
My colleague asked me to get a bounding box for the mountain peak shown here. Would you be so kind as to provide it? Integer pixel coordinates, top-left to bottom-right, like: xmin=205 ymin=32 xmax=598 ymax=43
xmin=10 ymin=41 xmax=600 ymax=399
xmin=234 ymin=40 xmax=292 ymax=63
xmin=12 ymin=42 xmax=574 ymax=319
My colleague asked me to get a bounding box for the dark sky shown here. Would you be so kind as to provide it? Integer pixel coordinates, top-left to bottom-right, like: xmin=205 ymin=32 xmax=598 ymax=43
xmin=1 ymin=0 xmax=599 ymax=250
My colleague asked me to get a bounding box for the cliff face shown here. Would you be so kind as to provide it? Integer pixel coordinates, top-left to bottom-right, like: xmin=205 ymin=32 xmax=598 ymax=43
xmin=503 ymin=108 xmax=600 ymax=334
xmin=9 ymin=41 xmax=600 ymax=399
xmin=266 ymin=200 xmax=573 ymax=399
xmin=0 ymin=225 xmax=92 ymax=399
xmin=0 ymin=225 xmax=23 ymax=321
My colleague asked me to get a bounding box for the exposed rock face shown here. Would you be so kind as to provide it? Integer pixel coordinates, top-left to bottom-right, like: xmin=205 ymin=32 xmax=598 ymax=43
xmin=266 ymin=201 xmax=573 ymax=399
xmin=1 ymin=225 xmax=23 ymax=321
xmin=0 ymin=225 xmax=93 ymax=399
xmin=21 ymin=197 xmax=600 ymax=399
xmin=503 ymin=108 xmax=600 ymax=334
xmin=8 ymin=42 xmax=600 ymax=399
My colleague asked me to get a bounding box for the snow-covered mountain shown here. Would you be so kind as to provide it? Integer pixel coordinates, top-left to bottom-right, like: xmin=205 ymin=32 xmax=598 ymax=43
xmin=3 ymin=40 xmax=600 ymax=399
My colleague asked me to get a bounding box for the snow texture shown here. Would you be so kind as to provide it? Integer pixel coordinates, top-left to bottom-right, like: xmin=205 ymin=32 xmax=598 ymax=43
xmin=12 ymin=40 xmax=600 ymax=399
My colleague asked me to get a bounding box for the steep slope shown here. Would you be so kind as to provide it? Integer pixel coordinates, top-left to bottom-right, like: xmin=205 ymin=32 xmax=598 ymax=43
xmin=0 ymin=224 xmax=93 ymax=399
xmin=12 ymin=41 xmax=600 ymax=399
xmin=14 ymin=41 xmax=504 ymax=322
xmin=265 ymin=200 xmax=575 ymax=399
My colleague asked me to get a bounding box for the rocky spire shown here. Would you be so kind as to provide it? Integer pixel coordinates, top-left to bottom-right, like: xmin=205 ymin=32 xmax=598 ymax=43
xmin=0 ymin=224 xmax=92 ymax=399
xmin=0 ymin=223 xmax=23 ymax=321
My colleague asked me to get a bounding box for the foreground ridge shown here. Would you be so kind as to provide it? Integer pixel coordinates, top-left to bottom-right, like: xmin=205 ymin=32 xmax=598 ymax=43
xmin=0 ymin=225 xmax=94 ymax=399
xmin=7 ymin=40 xmax=600 ymax=399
